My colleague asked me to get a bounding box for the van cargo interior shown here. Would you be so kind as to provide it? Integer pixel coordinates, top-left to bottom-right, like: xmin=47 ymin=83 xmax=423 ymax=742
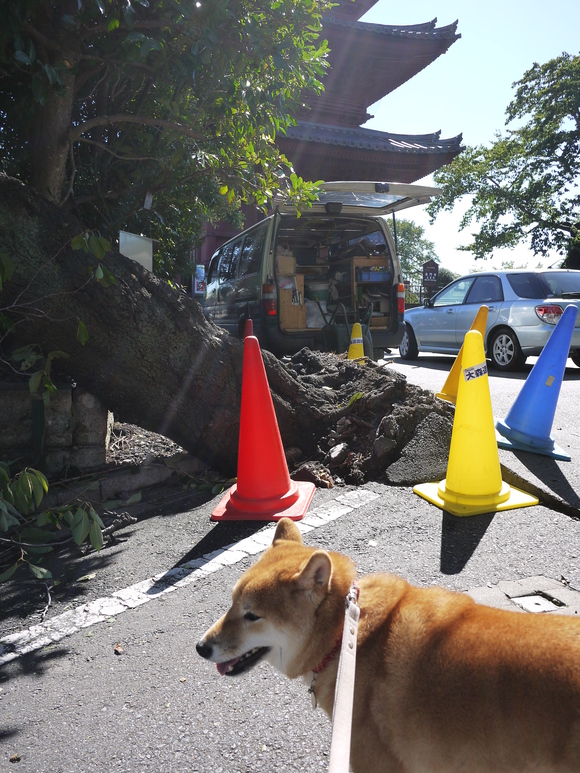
xmin=274 ymin=216 xmax=394 ymax=332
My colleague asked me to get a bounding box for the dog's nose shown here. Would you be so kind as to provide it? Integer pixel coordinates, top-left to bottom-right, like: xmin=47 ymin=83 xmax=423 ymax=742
xmin=196 ymin=640 xmax=213 ymax=659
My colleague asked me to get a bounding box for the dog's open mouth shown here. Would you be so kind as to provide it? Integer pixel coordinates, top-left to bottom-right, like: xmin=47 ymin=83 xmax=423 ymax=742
xmin=216 ymin=646 xmax=271 ymax=676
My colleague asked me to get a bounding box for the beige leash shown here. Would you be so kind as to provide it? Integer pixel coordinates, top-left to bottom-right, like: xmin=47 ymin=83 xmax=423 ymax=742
xmin=328 ymin=584 xmax=360 ymax=773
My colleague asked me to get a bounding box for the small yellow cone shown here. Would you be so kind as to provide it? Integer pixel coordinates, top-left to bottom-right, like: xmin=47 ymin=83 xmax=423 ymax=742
xmin=414 ymin=329 xmax=538 ymax=517
xmin=347 ymin=322 xmax=365 ymax=360
xmin=436 ymin=305 xmax=489 ymax=404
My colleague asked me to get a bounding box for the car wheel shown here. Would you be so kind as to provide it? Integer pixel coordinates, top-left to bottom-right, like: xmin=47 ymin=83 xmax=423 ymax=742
xmin=399 ymin=323 xmax=418 ymax=360
xmin=489 ymin=327 xmax=525 ymax=371
xmin=570 ymin=352 xmax=580 ymax=368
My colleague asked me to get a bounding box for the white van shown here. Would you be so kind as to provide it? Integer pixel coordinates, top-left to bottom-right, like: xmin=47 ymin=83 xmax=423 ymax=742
xmin=202 ymin=182 xmax=439 ymax=359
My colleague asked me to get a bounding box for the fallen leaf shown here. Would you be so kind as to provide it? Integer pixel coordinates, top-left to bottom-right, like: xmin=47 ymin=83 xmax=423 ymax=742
xmin=77 ymin=573 xmax=96 ymax=583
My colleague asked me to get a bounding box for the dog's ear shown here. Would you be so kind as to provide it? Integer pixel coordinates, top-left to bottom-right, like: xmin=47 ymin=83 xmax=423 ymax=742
xmin=272 ymin=518 xmax=303 ymax=545
xmin=294 ymin=551 xmax=332 ymax=600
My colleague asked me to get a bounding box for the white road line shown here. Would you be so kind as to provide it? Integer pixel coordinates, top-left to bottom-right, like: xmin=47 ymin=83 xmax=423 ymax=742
xmin=0 ymin=490 xmax=380 ymax=664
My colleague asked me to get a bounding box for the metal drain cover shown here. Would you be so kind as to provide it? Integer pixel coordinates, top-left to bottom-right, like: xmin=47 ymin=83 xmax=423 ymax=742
xmin=511 ymin=594 xmax=561 ymax=613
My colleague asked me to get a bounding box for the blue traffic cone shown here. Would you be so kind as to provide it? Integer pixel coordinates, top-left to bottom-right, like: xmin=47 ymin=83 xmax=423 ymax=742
xmin=496 ymin=304 xmax=578 ymax=461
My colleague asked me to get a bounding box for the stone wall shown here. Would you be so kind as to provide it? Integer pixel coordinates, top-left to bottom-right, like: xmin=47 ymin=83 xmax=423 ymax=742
xmin=0 ymin=384 xmax=113 ymax=476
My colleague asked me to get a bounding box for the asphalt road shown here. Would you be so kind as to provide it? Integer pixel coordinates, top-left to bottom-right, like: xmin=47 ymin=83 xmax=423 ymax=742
xmin=1 ymin=356 xmax=580 ymax=772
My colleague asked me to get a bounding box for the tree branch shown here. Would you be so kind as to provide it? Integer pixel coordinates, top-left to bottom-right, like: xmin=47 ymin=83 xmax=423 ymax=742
xmin=76 ymin=136 xmax=160 ymax=163
xmin=69 ymin=114 xmax=203 ymax=141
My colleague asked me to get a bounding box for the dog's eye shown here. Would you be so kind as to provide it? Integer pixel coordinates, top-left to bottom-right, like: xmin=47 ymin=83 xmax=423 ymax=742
xmin=244 ymin=611 xmax=260 ymax=622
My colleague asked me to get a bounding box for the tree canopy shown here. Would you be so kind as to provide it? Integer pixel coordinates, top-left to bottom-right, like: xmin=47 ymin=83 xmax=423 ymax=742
xmin=427 ymin=52 xmax=580 ymax=265
xmin=0 ymin=0 xmax=332 ymax=275
xmin=388 ymin=217 xmax=438 ymax=282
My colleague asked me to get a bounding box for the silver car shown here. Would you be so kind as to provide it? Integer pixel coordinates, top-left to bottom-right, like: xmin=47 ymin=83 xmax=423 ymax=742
xmin=400 ymin=269 xmax=580 ymax=371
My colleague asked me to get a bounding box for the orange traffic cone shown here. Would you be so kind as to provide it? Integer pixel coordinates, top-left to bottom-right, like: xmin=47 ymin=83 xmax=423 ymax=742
xmin=436 ymin=305 xmax=488 ymax=404
xmin=211 ymin=335 xmax=315 ymax=521
xmin=414 ymin=330 xmax=538 ymax=517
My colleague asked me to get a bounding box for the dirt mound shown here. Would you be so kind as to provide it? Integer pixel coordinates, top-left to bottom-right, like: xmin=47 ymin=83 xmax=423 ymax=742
xmin=284 ymin=349 xmax=455 ymax=487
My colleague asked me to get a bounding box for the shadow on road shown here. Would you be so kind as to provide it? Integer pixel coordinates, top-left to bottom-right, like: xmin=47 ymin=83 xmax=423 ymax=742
xmin=0 ymin=643 xmax=69 ymax=686
xmin=506 ymin=452 xmax=580 ymax=508
xmin=439 ymin=510 xmax=495 ymax=574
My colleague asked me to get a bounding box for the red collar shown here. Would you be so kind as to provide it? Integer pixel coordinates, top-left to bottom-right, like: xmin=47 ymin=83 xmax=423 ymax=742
xmin=312 ymin=582 xmax=359 ymax=674
xmin=312 ymin=637 xmax=342 ymax=674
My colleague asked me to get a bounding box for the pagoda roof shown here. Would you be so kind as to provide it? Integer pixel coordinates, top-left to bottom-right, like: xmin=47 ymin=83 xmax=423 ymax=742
xmin=277 ymin=122 xmax=464 ymax=184
xmin=304 ymin=17 xmax=460 ymax=127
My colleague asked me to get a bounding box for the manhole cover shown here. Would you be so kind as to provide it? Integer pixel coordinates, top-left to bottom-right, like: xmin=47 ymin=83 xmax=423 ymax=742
xmin=511 ymin=594 xmax=561 ymax=613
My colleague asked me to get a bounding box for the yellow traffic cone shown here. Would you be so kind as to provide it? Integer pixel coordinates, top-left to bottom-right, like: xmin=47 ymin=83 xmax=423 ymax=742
xmin=436 ymin=305 xmax=489 ymax=404
xmin=414 ymin=330 xmax=538 ymax=516
xmin=347 ymin=322 xmax=365 ymax=360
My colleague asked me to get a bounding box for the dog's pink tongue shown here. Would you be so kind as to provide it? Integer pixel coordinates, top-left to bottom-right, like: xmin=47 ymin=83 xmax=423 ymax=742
xmin=216 ymin=656 xmax=240 ymax=676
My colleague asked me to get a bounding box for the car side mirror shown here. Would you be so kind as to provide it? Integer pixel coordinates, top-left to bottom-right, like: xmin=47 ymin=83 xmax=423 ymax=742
xmin=424 ymin=298 xmax=433 ymax=308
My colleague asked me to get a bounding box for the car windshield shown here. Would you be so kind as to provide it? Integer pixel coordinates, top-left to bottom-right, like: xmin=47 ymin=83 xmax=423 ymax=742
xmin=537 ymin=271 xmax=580 ymax=298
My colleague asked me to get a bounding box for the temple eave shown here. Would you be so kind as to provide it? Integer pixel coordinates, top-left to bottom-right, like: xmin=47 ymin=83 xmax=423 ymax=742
xmin=277 ymin=136 xmax=463 ymax=185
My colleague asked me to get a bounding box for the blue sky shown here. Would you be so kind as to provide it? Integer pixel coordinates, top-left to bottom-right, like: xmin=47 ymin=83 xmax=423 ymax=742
xmin=360 ymin=0 xmax=580 ymax=274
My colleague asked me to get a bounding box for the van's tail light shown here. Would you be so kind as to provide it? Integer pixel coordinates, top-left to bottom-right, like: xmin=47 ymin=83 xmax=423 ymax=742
xmin=397 ymin=283 xmax=405 ymax=315
xmin=535 ymin=304 xmax=563 ymax=324
xmin=262 ymin=283 xmax=277 ymax=316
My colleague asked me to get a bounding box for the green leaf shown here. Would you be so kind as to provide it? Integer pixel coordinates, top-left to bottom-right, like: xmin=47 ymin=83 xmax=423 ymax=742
xmin=28 ymin=563 xmax=52 ymax=579
xmin=98 ymin=237 xmax=111 ymax=255
xmin=71 ymin=234 xmax=88 ymax=251
xmin=18 ymin=472 xmax=33 ymax=501
xmin=30 ymin=474 xmax=45 ymax=508
xmin=89 ymin=508 xmax=104 ymax=528
xmin=29 ymin=370 xmax=44 ymax=393
xmin=24 ymin=545 xmax=53 ymax=555
xmin=99 ymin=264 xmax=117 ymax=286
xmin=347 ymin=392 xmax=364 ymax=408
xmin=36 ymin=510 xmax=52 ymax=527
xmin=0 ymin=563 xmax=19 ymax=583
xmin=31 ymin=469 xmax=49 ymax=493
xmin=89 ymin=519 xmax=104 ymax=551
xmin=77 ymin=320 xmax=89 ymax=346
xmin=0 ymin=252 xmax=14 ymax=281
xmin=0 ymin=510 xmax=20 ymax=530
xmin=71 ymin=508 xmax=91 ymax=545
xmin=124 ymin=492 xmax=142 ymax=505
xmin=13 ymin=50 xmax=32 ymax=65
xmin=62 ymin=509 xmax=75 ymax=527
xmin=20 ymin=526 xmax=61 ymax=543
xmin=42 ymin=376 xmax=57 ymax=393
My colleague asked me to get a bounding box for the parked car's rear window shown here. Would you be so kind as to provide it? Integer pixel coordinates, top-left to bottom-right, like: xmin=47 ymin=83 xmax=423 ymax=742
xmin=506 ymin=273 xmax=545 ymax=299
xmin=537 ymin=271 xmax=580 ymax=298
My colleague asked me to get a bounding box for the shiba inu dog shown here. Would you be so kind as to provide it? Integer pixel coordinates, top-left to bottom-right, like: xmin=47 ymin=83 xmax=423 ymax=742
xmin=197 ymin=518 xmax=580 ymax=772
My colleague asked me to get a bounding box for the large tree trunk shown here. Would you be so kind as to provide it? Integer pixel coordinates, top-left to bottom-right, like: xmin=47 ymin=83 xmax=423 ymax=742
xmin=28 ymin=74 xmax=75 ymax=204
xmin=0 ymin=175 xmax=453 ymax=481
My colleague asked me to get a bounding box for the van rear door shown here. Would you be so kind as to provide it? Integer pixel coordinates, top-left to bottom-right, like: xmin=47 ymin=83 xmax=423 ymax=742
xmin=274 ymin=182 xmax=441 ymax=216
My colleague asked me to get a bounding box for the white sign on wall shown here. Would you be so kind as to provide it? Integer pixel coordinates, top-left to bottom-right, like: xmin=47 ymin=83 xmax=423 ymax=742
xmin=119 ymin=231 xmax=153 ymax=272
